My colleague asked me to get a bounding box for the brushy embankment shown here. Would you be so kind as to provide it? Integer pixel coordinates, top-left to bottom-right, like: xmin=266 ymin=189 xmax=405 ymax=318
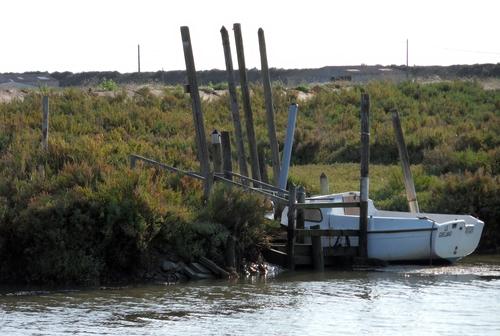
xmin=0 ymin=80 xmax=498 ymax=285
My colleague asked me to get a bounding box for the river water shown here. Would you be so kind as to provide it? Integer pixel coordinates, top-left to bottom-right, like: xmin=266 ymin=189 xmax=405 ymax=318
xmin=1 ymin=255 xmax=499 ymax=336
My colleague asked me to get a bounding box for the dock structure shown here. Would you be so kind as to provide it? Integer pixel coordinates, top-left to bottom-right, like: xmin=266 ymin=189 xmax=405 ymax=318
xmin=130 ymin=24 xmax=380 ymax=271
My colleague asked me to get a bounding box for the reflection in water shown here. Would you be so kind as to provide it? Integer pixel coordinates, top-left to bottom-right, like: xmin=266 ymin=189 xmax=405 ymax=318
xmin=0 ymin=255 xmax=499 ymax=335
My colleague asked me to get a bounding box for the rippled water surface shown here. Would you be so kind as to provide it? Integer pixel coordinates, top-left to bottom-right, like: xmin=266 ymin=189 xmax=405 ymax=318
xmin=1 ymin=255 xmax=499 ymax=335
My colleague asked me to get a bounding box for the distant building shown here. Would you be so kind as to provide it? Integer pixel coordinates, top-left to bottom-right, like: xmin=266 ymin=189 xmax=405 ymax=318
xmin=0 ymin=73 xmax=59 ymax=89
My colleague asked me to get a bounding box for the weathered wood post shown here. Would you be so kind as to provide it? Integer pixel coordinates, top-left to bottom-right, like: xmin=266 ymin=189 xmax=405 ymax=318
xmin=391 ymin=109 xmax=420 ymax=213
xmin=221 ymin=131 xmax=233 ymax=181
xmin=42 ymin=95 xmax=49 ymax=150
xmin=225 ymin=235 xmax=236 ymax=270
xmin=180 ymin=26 xmax=211 ymax=198
xmin=296 ymin=185 xmax=305 ymax=244
xmin=258 ymin=28 xmax=281 ymax=186
xmin=211 ymin=130 xmax=223 ymax=175
xmin=220 ymin=26 xmax=248 ymax=179
xmin=311 ymin=224 xmax=325 ymax=271
xmin=233 ymin=23 xmax=261 ymax=184
xmin=258 ymin=146 xmax=269 ymax=185
xmin=287 ymin=184 xmax=297 ymax=270
xmin=320 ymin=172 xmax=329 ymax=195
xmin=358 ymin=93 xmax=370 ymax=259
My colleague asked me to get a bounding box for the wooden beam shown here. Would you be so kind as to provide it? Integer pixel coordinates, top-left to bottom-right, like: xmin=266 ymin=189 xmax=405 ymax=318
xmin=220 ymin=26 xmax=248 ymax=179
xmin=287 ymin=184 xmax=297 ymax=270
xmin=220 ymin=131 xmax=233 ymax=181
xmin=359 ymin=93 xmax=370 ymax=258
xmin=295 ymin=229 xmax=359 ymax=238
xmin=258 ymin=28 xmax=280 ymax=186
xmin=310 ymin=225 xmax=324 ymax=271
xmin=211 ymin=130 xmax=223 ymax=174
xmin=180 ymin=26 xmax=211 ymax=198
xmin=233 ymin=23 xmax=261 ymax=184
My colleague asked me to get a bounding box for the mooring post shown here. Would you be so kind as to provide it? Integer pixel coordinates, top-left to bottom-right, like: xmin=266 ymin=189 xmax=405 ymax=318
xmin=287 ymin=184 xmax=297 ymax=270
xmin=221 ymin=131 xmax=233 ymax=181
xmin=391 ymin=109 xmax=420 ymax=213
xmin=211 ymin=130 xmax=223 ymax=175
xmin=220 ymin=26 xmax=248 ymax=180
xmin=359 ymin=93 xmax=370 ymax=259
xmin=296 ymin=185 xmax=305 ymax=244
xmin=180 ymin=26 xmax=211 ymax=198
xmin=258 ymin=28 xmax=281 ymax=186
xmin=258 ymin=146 xmax=270 ymax=185
xmin=311 ymin=224 xmax=325 ymax=271
xmin=278 ymin=103 xmax=298 ymax=190
xmin=42 ymin=95 xmax=49 ymax=151
xmin=233 ymin=23 xmax=261 ymax=185
xmin=320 ymin=172 xmax=329 ymax=195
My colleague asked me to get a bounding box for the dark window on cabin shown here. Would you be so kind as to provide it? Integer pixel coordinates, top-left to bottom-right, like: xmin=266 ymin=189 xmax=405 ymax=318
xmin=304 ymin=208 xmax=322 ymax=222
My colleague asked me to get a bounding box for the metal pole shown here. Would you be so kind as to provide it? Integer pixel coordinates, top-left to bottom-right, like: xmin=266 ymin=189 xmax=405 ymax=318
xmin=220 ymin=26 xmax=248 ymax=180
xmin=278 ymin=104 xmax=298 ymax=190
xmin=258 ymin=28 xmax=281 ymax=186
xmin=359 ymin=93 xmax=370 ymax=259
xmin=42 ymin=95 xmax=49 ymax=150
xmin=233 ymin=23 xmax=261 ymax=184
xmin=180 ymin=26 xmax=211 ymax=198
xmin=391 ymin=109 xmax=419 ymax=213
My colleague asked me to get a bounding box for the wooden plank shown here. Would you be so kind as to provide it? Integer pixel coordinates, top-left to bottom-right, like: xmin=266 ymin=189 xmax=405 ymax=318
xmin=391 ymin=109 xmax=419 ymax=213
xmin=359 ymin=93 xmax=370 ymax=258
xmin=180 ymin=26 xmax=211 ymax=198
xmin=295 ymin=201 xmax=360 ymax=209
xmin=129 ymin=154 xmax=205 ymax=180
xmin=233 ymin=23 xmax=261 ymax=184
xmin=213 ymin=175 xmax=288 ymax=203
xmin=295 ymin=229 xmax=359 ymax=238
xmin=258 ymin=28 xmax=280 ymax=186
xmin=287 ymin=185 xmax=297 ymax=270
xmin=199 ymin=256 xmax=230 ymax=278
xmin=220 ymin=26 xmax=248 ymax=179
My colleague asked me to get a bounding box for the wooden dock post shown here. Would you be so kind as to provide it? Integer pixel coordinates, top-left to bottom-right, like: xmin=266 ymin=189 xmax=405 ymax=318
xmin=391 ymin=109 xmax=419 ymax=213
xmin=258 ymin=28 xmax=281 ymax=186
xmin=221 ymin=131 xmax=233 ymax=180
xmin=296 ymin=186 xmax=305 ymax=230
xmin=42 ymin=95 xmax=49 ymax=151
xmin=287 ymin=184 xmax=297 ymax=270
xmin=320 ymin=172 xmax=329 ymax=195
xmin=258 ymin=146 xmax=270 ymax=185
xmin=220 ymin=26 xmax=248 ymax=180
xmin=311 ymin=225 xmax=325 ymax=271
xmin=211 ymin=130 xmax=223 ymax=174
xmin=359 ymin=93 xmax=370 ymax=259
xmin=180 ymin=26 xmax=211 ymax=198
xmin=233 ymin=23 xmax=261 ymax=185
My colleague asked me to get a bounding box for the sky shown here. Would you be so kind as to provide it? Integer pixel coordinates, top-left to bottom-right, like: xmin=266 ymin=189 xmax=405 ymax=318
xmin=2 ymin=0 xmax=499 ymax=73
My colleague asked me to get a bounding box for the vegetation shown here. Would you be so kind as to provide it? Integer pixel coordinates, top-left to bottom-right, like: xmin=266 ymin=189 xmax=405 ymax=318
xmin=0 ymin=80 xmax=498 ymax=285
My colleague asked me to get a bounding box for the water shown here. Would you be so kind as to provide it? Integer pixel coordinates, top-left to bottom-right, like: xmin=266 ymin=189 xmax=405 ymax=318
xmin=1 ymin=255 xmax=499 ymax=336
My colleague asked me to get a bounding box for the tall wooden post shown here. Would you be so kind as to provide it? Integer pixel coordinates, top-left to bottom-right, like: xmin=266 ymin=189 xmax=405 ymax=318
xmin=258 ymin=146 xmax=269 ymax=185
xmin=220 ymin=26 xmax=248 ymax=179
xmin=180 ymin=26 xmax=211 ymax=198
xmin=258 ymin=28 xmax=280 ymax=186
xmin=211 ymin=130 xmax=223 ymax=174
xmin=296 ymin=186 xmax=305 ymax=230
xmin=42 ymin=95 xmax=49 ymax=150
xmin=359 ymin=93 xmax=370 ymax=259
xmin=311 ymin=224 xmax=325 ymax=271
xmin=391 ymin=109 xmax=419 ymax=213
xmin=221 ymin=131 xmax=233 ymax=180
xmin=287 ymin=184 xmax=297 ymax=270
xmin=233 ymin=23 xmax=261 ymax=184
xmin=320 ymin=172 xmax=329 ymax=195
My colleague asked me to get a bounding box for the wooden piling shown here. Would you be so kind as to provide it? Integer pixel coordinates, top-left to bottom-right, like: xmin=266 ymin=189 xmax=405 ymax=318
xmin=258 ymin=28 xmax=280 ymax=186
xmin=358 ymin=93 xmax=370 ymax=259
xmin=233 ymin=23 xmax=261 ymax=184
xmin=220 ymin=26 xmax=248 ymax=180
xmin=180 ymin=26 xmax=211 ymax=198
xmin=287 ymin=184 xmax=297 ymax=270
xmin=320 ymin=172 xmax=329 ymax=195
xmin=211 ymin=130 xmax=223 ymax=174
xmin=391 ymin=109 xmax=419 ymax=213
xmin=296 ymin=186 xmax=305 ymax=230
xmin=311 ymin=225 xmax=325 ymax=271
xmin=221 ymin=131 xmax=233 ymax=180
xmin=258 ymin=146 xmax=269 ymax=185
xmin=42 ymin=95 xmax=49 ymax=151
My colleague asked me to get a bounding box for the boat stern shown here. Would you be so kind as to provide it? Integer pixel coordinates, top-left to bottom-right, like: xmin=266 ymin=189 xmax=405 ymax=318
xmin=433 ymin=218 xmax=484 ymax=262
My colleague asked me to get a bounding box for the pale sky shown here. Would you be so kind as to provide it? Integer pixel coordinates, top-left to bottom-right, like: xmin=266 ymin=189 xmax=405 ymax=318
xmin=2 ymin=0 xmax=499 ymax=73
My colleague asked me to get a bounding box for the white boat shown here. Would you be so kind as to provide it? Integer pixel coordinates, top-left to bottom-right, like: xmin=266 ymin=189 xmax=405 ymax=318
xmin=280 ymin=191 xmax=484 ymax=264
